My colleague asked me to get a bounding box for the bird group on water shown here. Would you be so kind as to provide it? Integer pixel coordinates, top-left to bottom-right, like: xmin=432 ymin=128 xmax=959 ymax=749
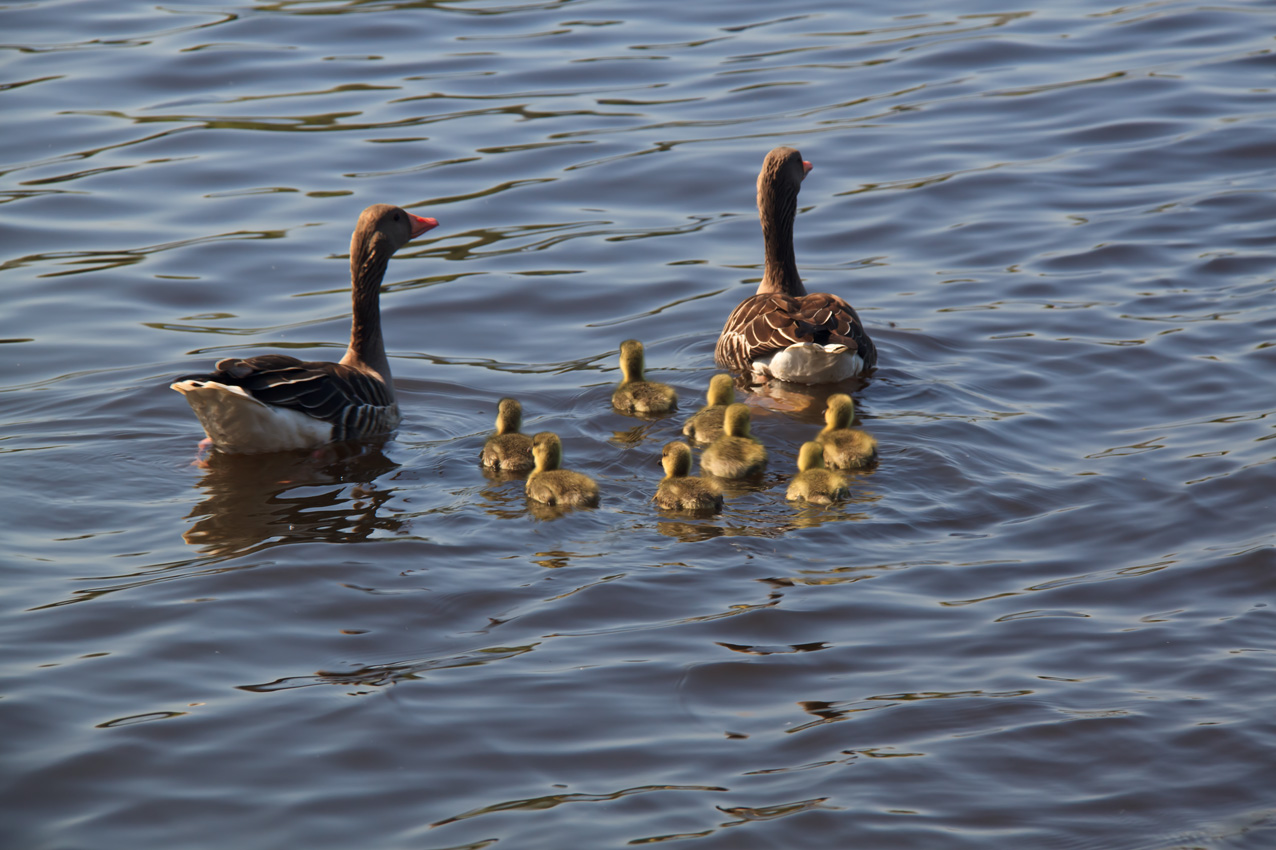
xmin=172 ymin=146 xmax=879 ymax=512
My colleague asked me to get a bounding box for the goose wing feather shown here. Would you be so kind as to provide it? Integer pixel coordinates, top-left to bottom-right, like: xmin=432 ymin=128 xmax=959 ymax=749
xmin=715 ymin=293 xmax=876 ymax=373
xmin=177 ymin=354 xmax=398 ymax=439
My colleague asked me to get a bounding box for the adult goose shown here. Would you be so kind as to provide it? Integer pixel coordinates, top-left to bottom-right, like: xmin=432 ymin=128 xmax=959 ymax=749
xmin=172 ymin=204 xmax=437 ymax=454
xmin=715 ymin=146 xmax=876 ymax=384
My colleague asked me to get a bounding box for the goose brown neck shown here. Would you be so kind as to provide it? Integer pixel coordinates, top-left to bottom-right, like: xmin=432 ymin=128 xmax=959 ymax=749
xmin=757 ymin=171 xmax=806 ymax=296
xmin=341 ymin=229 xmax=394 ymax=384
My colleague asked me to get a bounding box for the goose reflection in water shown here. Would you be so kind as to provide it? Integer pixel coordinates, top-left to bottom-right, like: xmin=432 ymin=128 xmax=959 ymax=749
xmin=746 ymin=376 xmax=872 ymax=419
xmin=182 ymin=441 xmax=402 ymax=557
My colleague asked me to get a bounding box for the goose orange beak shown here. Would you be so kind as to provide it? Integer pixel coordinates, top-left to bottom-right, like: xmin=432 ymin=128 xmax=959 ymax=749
xmin=802 ymin=160 xmax=813 ymax=176
xmin=409 ymin=214 xmax=439 ymax=238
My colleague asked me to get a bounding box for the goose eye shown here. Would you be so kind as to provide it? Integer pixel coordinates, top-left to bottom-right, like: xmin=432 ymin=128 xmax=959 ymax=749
xmin=393 ymin=213 xmax=400 ymax=221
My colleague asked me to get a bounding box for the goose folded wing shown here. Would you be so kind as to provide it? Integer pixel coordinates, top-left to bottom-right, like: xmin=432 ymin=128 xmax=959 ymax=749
xmin=179 ymin=354 xmax=394 ymax=425
xmin=716 ymin=294 xmax=799 ymax=370
xmin=791 ymin=293 xmax=876 ymax=368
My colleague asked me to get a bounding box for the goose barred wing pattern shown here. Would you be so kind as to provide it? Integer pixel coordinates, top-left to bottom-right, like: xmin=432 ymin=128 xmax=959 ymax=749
xmin=176 ymin=354 xmax=400 ymax=440
xmin=714 ymin=292 xmax=877 ymax=373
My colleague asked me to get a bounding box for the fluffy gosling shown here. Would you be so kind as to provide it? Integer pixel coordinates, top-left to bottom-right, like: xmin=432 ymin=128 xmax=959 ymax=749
xmin=654 ymin=441 xmax=723 ymax=513
xmin=612 ymin=339 xmax=678 ymax=415
xmin=817 ymin=393 xmax=878 ymax=469
xmin=525 ymin=432 xmax=600 ymax=507
xmin=700 ymin=403 xmax=767 ymax=478
xmin=682 ymin=373 xmax=735 ymax=444
xmin=479 ymin=398 xmax=534 ymax=472
xmin=786 ymin=440 xmax=850 ymax=504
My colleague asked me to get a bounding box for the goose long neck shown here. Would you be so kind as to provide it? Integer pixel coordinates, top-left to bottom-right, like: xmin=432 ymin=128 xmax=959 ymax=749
xmin=758 ymin=180 xmax=805 ymax=296
xmin=342 ymin=230 xmax=394 ymax=384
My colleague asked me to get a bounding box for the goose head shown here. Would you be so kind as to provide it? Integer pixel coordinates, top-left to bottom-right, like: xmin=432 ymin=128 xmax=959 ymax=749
xmin=350 ymin=204 xmax=437 ymax=286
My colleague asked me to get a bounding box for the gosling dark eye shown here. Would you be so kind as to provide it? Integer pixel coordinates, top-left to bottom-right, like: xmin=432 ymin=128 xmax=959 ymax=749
xmin=393 ymin=213 xmax=400 ymax=221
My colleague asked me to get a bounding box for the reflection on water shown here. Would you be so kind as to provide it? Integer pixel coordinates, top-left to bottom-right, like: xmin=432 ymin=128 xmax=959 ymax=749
xmin=654 ymin=519 xmax=726 ymax=542
xmin=182 ymin=440 xmax=401 ymax=556
xmin=5 ymin=0 xmax=1276 ymax=848
xmin=608 ymin=420 xmax=671 ymax=446
xmin=748 ymin=377 xmax=872 ymax=420
xmin=524 ymin=496 xmax=597 ymax=522
xmin=241 ymin=643 xmax=538 ymax=694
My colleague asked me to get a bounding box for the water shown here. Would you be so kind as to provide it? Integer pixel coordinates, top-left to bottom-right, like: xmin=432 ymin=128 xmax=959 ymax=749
xmin=3 ymin=1 xmax=1276 ymax=847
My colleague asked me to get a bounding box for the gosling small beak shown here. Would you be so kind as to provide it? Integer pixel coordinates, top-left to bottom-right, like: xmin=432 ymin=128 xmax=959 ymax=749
xmin=802 ymin=160 xmax=813 ymax=177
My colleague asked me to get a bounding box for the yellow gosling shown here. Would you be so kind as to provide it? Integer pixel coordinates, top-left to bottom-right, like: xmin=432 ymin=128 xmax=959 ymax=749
xmin=525 ymin=432 xmax=600 ymax=507
xmin=786 ymin=441 xmax=850 ymax=504
xmin=654 ymin=441 xmax=723 ymax=513
xmin=681 ymin=373 xmax=736 ymax=444
xmin=817 ymin=393 xmax=878 ymax=469
xmin=612 ymin=339 xmax=678 ymax=415
xmin=700 ymin=403 xmax=767 ymax=478
xmin=479 ymin=398 xmax=534 ymax=472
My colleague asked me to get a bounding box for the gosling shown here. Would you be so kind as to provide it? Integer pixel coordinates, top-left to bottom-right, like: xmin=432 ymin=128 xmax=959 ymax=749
xmin=817 ymin=393 xmax=878 ymax=469
xmin=479 ymin=398 xmax=534 ymax=472
xmin=700 ymin=403 xmax=767 ymax=478
xmin=612 ymin=339 xmax=678 ymax=415
xmin=786 ymin=441 xmax=850 ymax=504
xmin=682 ymin=373 xmax=735 ymax=444
xmin=654 ymin=441 xmax=723 ymax=513
xmin=526 ymin=432 xmax=601 ymax=507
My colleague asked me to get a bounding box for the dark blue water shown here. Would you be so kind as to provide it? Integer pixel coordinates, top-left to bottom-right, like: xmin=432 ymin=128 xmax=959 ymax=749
xmin=3 ymin=1 xmax=1275 ymax=847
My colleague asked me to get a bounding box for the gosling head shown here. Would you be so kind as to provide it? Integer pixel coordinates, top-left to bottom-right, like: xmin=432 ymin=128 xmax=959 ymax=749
xmin=825 ymin=393 xmax=855 ymax=430
xmin=495 ymin=398 xmax=523 ymax=435
xmin=706 ymin=373 xmax=735 ymax=407
xmin=797 ymin=441 xmax=826 ymax=472
xmin=661 ymin=441 xmax=693 ymax=478
xmin=531 ymin=431 xmax=563 ymax=472
xmin=722 ymin=403 xmax=753 ymax=438
xmin=618 ymin=339 xmax=646 ymax=383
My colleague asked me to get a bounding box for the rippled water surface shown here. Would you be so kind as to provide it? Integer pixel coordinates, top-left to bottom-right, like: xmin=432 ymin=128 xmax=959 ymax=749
xmin=4 ymin=1 xmax=1276 ymax=847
